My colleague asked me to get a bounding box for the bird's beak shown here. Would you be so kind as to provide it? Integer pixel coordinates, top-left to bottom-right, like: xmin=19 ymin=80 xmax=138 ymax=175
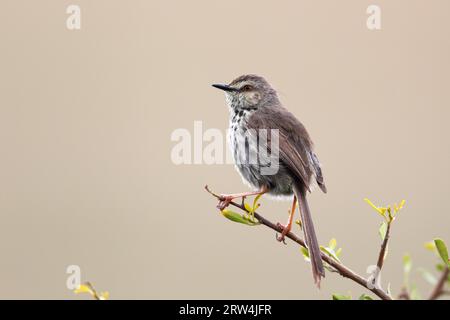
xmin=212 ymin=84 xmax=237 ymax=92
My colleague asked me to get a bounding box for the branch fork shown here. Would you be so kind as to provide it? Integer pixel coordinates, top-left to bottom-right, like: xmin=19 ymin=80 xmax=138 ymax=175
xmin=205 ymin=185 xmax=392 ymax=300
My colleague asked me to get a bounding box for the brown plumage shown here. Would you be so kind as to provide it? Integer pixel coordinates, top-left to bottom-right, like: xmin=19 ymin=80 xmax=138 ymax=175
xmin=213 ymin=74 xmax=326 ymax=286
xmin=247 ymin=106 xmax=326 ymax=285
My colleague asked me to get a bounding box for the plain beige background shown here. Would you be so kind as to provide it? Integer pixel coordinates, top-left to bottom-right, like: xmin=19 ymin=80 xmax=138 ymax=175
xmin=0 ymin=0 xmax=449 ymax=299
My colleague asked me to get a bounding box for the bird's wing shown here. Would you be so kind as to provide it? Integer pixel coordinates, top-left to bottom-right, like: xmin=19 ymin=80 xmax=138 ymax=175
xmin=247 ymin=107 xmax=326 ymax=193
xmin=310 ymin=152 xmax=327 ymax=193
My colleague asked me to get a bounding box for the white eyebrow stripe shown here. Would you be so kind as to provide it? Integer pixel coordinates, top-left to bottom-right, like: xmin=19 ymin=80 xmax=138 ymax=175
xmin=235 ymin=81 xmax=251 ymax=90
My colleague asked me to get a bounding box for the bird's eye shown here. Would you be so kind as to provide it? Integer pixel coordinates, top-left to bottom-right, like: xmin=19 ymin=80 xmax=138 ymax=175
xmin=242 ymin=85 xmax=253 ymax=91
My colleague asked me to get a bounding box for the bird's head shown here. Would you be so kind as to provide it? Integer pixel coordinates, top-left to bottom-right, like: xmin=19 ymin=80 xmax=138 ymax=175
xmin=212 ymin=74 xmax=279 ymax=110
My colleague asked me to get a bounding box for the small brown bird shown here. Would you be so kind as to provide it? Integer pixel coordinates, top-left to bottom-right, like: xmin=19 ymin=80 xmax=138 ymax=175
xmin=212 ymin=75 xmax=326 ymax=286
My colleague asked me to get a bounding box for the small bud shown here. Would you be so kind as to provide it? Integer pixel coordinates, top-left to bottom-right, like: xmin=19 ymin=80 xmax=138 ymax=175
xmin=220 ymin=209 xmax=260 ymax=226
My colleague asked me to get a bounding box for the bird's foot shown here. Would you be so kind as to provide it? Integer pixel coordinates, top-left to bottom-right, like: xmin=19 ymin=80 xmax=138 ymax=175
xmin=275 ymin=222 xmax=291 ymax=245
xmin=217 ymin=195 xmax=234 ymax=210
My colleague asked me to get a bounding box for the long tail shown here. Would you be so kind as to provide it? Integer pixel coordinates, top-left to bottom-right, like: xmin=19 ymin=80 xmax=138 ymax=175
xmin=294 ymin=184 xmax=325 ymax=287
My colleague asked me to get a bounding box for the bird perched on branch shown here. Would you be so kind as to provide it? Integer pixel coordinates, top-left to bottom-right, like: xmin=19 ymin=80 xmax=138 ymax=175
xmin=212 ymin=74 xmax=327 ymax=286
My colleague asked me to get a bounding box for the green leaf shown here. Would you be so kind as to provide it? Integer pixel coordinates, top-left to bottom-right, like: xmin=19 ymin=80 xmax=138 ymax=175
xmin=329 ymin=238 xmax=337 ymax=250
xmin=220 ymin=209 xmax=260 ymax=226
xmin=364 ymin=198 xmax=386 ymax=218
xmin=434 ymin=239 xmax=449 ymax=266
xmin=418 ymin=268 xmax=437 ymax=285
xmin=393 ymin=200 xmax=406 ymax=215
xmin=403 ymin=254 xmax=412 ymax=274
xmin=379 ymin=221 xmax=388 ymax=241
xmin=358 ymin=294 xmax=373 ymax=300
xmin=300 ymin=247 xmax=310 ymax=261
xmin=424 ymin=241 xmax=436 ymax=252
xmin=320 ymin=246 xmax=341 ymax=262
xmin=410 ymin=284 xmax=421 ymax=300
xmin=332 ymin=294 xmax=351 ymax=300
xmin=252 ymin=193 xmax=263 ymax=211
xmin=403 ymin=254 xmax=412 ymax=287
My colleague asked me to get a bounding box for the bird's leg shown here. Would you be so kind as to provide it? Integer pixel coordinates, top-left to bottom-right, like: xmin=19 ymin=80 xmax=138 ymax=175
xmin=276 ymin=195 xmax=297 ymax=243
xmin=217 ymin=186 xmax=267 ymax=211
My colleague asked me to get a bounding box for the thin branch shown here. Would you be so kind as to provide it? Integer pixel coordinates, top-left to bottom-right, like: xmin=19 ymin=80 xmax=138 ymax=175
xmin=377 ymin=222 xmax=391 ymax=270
xmin=397 ymin=286 xmax=411 ymax=300
xmin=205 ymin=186 xmax=393 ymax=300
xmin=428 ymin=266 xmax=449 ymax=300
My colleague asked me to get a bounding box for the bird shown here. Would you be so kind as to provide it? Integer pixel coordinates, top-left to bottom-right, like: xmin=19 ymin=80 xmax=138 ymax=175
xmin=212 ymin=74 xmax=327 ymax=286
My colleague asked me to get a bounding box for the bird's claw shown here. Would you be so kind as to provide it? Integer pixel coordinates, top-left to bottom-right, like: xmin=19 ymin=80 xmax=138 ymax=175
xmin=276 ymin=233 xmax=287 ymax=245
xmin=276 ymin=223 xmax=288 ymax=244
xmin=241 ymin=196 xmax=247 ymax=207
xmin=217 ymin=195 xmax=233 ymax=210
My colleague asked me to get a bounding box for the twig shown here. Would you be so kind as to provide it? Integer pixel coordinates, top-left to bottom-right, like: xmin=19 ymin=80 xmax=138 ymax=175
xmin=377 ymin=222 xmax=391 ymax=270
xmin=397 ymin=286 xmax=411 ymax=300
xmin=205 ymin=185 xmax=393 ymax=300
xmin=428 ymin=266 xmax=449 ymax=300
